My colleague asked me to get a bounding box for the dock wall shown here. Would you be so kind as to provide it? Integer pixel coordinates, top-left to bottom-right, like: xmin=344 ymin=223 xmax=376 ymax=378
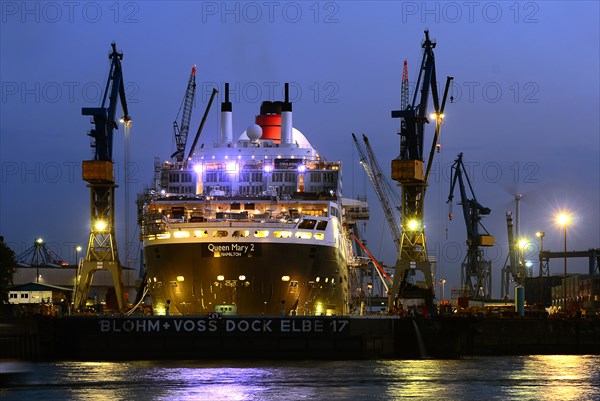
xmin=1 ymin=316 xmax=598 ymax=360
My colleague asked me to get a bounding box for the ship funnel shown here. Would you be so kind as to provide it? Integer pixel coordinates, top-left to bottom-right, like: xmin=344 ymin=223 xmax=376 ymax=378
xmin=221 ymin=82 xmax=233 ymax=145
xmin=281 ymin=82 xmax=293 ymax=146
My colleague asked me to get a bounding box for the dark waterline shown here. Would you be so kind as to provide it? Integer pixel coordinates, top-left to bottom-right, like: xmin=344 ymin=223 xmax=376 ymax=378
xmin=2 ymin=356 xmax=599 ymax=401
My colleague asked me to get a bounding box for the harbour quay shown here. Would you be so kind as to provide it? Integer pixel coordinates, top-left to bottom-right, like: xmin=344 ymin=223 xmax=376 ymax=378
xmin=2 ymin=316 xmax=599 ymax=361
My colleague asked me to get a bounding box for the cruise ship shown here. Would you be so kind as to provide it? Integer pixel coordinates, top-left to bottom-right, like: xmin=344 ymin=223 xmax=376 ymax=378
xmin=138 ymin=83 xmax=368 ymax=316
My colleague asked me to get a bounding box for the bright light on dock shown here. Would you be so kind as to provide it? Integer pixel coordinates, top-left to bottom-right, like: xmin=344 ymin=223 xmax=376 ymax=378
xmin=556 ymin=213 xmax=570 ymax=226
xmin=94 ymin=220 xmax=107 ymax=232
xmin=407 ymin=219 xmax=420 ymax=231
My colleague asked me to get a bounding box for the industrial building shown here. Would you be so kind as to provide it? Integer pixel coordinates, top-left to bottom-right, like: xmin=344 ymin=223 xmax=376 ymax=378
xmin=550 ymin=274 xmax=600 ymax=313
xmin=11 ymin=265 xmax=138 ymax=310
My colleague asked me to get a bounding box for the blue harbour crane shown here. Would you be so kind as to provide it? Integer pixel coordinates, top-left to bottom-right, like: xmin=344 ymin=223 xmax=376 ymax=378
xmin=389 ymin=30 xmax=453 ymax=309
xmin=447 ymin=153 xmax=494 ymax=299
xmin=74 ymin=42 xmax=131 ymax=311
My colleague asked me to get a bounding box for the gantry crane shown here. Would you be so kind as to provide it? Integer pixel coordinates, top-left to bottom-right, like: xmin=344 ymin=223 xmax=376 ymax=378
xmin=447 ymin=153 xmax=494 ymax=299
xmin=74 ymin=42 xmax=131 ymax=311
xmin=352 ymin=133 xmax=402 ymax=247
xmin=171 ymin=66 xmax=197 ymax=162
xmin=389 ymin=30 xmax=453 ymax=308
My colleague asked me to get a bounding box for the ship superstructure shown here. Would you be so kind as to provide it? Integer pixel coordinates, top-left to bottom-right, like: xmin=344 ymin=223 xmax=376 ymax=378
xmin=139 ymin=83 xmax=368 ymax=316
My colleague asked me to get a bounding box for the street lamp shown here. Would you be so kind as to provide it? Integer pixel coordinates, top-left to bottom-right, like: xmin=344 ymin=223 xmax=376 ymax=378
xmin=555 ymin=212 xmax=570 ymax=308
xmin=439 ymin=279 xmax=446 ymax=302
xmin=74 ymin=245 xmax=82 ymax=266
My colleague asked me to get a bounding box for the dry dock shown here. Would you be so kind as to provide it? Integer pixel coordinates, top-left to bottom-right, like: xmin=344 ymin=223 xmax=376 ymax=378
xmin=2 ymin=316 xmax=600 ymax=361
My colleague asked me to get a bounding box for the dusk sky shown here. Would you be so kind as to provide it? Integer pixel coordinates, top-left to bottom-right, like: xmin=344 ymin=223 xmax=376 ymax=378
xmin=1 ymin=1 xmax=598 ymax=297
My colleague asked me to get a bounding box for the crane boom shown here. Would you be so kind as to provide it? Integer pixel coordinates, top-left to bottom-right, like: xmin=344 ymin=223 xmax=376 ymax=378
xmin=352 ymin=133 xmax=376 ymax=184
xmin=401 ymin=60 xmax=409 ymax=111
xmin=82 ymin=42 xmax=131 ymax=161
xmin=187 ymin=88 xmax=218 ymax=161
xmin=362 ymin=134 xmax=402 ymax=246
xmin=351 ymin=233 xmax=392 ymax=292
xmin=352 ymin=133 xmax=401 ymax=247
xmin=171 ymin=66 xmax=197 ymax=162
xmin=447 ymin=153 xmax=494 ymax=299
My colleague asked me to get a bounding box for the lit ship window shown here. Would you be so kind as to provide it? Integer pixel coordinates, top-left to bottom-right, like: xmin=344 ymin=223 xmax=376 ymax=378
xmin=213 ymin=230 xmax=229 ymax=238
xmin=173 ymin=230 xmax=190 ymax=238
xmin=232 ymin=230 xmax=250 ymax=238
xmin=316 ymin=221 xmax=328 ymax=230
xmin=314 ymin=233 xmax=324 ymax=240
xmin=302 ymin=209 xmax=325 ymax=217
xmin=194 ymin=230 xmax=209 ymax=238
xmin=274 ymin=231 xmax=293 ymax=239
xmin=295 ymin=231 xmax=313 ymax=239
xmin=298 ymin=219 xmax=317 ymax=229
xmin=254 ymin=230 xmax=269 ymax=238
xmin=330 ymin=206 xmax=341 ymax=220
xmin=156 ymin=233 xmax=171 ymax=239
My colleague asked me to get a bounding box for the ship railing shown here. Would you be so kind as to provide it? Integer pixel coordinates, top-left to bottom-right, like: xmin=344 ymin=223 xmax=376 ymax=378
xmin=168 ymin=219 xmax=298 ymax=229
xmin=142 ymin=212 xmax=170 ymax=235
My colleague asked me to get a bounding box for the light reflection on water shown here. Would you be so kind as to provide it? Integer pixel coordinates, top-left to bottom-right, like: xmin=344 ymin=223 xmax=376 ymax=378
xmin=1 ymin=356 xmax=598 ymax=401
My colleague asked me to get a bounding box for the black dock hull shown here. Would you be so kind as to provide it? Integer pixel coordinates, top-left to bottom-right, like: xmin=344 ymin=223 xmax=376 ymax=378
xmin=3 ymin=316 xmax=600 ymax=361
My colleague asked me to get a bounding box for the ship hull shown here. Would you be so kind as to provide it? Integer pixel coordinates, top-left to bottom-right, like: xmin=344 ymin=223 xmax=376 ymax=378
xmin=145 ymin=241 xmax=349 ymax=316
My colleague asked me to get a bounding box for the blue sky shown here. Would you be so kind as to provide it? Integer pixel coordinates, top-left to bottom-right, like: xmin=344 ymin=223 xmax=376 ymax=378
xmin=1 ymin=1 xmax=598 ymax=297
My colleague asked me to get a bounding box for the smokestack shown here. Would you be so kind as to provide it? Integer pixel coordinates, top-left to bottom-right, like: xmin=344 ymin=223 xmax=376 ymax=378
xmin=281 ymin=83 xmax=293 ymax=146
xmin=221 ymin=83 xmax=233 ymax=144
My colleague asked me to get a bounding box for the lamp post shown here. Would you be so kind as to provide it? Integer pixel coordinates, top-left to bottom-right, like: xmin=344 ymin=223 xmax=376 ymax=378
xmin=536 ymin=231 xmax=545 ymax=305
xmin=35 ymin=238 xmax=43 ymax=283
xmin=74 ymin=245 xmax=82 ymax=266
xmin=555 ymin=213 xmax=570 ymax=309
xmin=439 ymin=279 xmax=446 ymax=302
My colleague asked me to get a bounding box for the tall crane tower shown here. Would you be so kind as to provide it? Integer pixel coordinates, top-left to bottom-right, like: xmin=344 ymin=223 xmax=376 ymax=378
xmin=447 ymin=153 xmax=494 ymax=299
xmin=352 ymin=133 xmax=402 ymax=247
xmin=501 ymin=212 xmax=521 ymax=299
xmin=171 ymin=66 xmax=197 ymax=162
xmin=74 ymin=42 xmax=131 ymax=311
xmin=390 ymin=30 xmax=453 ymax=308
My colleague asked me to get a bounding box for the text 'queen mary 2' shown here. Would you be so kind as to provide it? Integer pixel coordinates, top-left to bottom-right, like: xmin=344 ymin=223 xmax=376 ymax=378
xmin=139 ymin=83 xmax=369 ymax=316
